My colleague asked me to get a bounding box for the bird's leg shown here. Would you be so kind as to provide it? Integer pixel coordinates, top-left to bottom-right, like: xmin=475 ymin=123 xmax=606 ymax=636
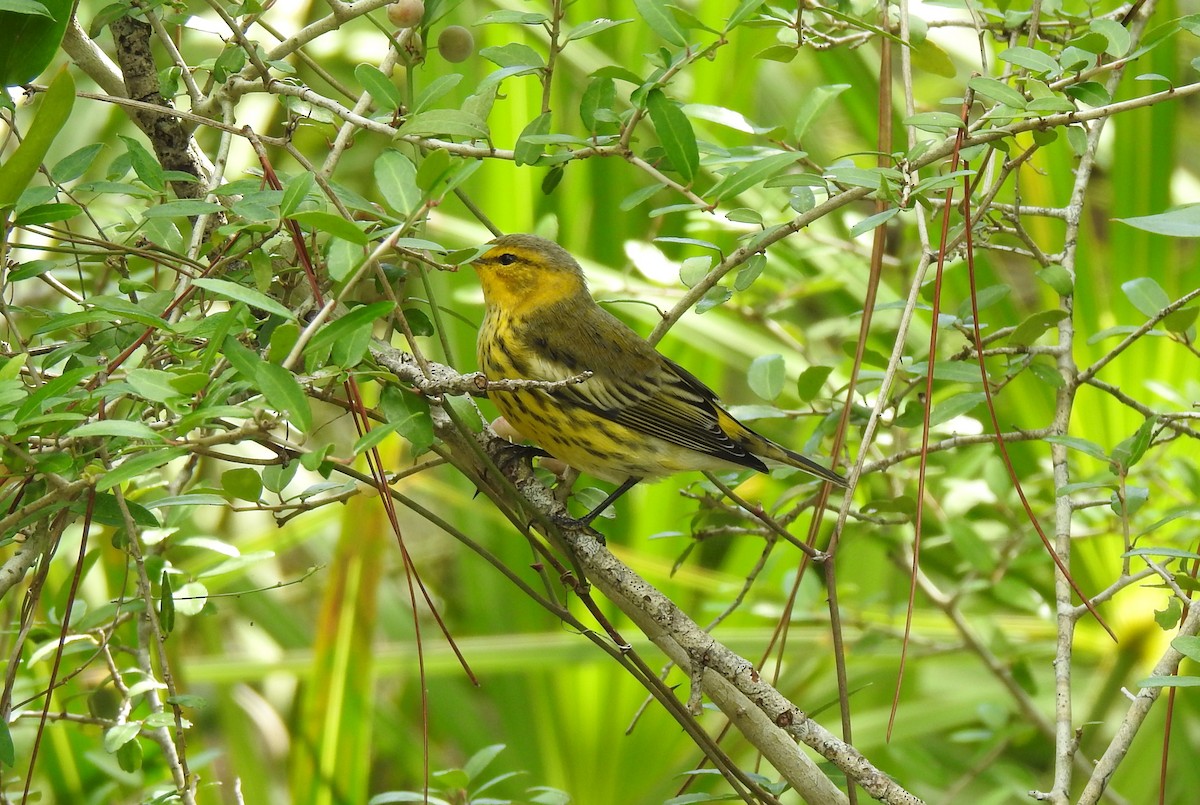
xmin=578 ymin=476 xmax=642 ymax=526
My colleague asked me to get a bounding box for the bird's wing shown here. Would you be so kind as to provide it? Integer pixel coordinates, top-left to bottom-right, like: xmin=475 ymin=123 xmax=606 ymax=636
xmin=512 ymin=303 xmax=766 ymax=471
xmin=526 ymin=341 xmax=766 ymax=471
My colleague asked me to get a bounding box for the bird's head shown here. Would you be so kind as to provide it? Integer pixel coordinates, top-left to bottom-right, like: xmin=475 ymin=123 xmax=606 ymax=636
xmin=472 ymin=234 xmax=590 ymax=314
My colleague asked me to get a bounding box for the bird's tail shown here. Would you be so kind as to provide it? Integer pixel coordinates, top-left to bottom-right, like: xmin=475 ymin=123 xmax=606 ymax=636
xmin=754 ymin=436 xmax=849 ymax=487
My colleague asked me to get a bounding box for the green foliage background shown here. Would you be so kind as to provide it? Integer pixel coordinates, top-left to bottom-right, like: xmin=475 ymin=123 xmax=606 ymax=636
xmin=1 ymin=1 xmax=1198 ymax=804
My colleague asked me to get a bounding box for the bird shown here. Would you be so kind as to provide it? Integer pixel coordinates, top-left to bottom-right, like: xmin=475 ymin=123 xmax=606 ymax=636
xmin=472 ymin=233 xmax=847 ymax=524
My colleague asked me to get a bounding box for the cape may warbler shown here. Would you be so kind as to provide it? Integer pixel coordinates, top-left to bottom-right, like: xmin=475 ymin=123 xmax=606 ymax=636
xmin=473 ymin=234 xmax=847 ymax=523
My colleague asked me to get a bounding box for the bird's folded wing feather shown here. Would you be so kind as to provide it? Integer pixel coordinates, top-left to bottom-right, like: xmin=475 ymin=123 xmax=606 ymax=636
xmin=525 ymin=344 xmax=766 ymax=471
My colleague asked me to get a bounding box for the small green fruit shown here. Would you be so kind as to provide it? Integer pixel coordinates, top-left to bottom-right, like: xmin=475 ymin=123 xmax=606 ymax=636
xmin=437 ymin=25 xmax=474 ymax=63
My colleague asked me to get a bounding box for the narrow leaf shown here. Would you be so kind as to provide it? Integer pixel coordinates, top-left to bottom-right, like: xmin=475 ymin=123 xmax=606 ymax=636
xmin=633 ymin=0 xmax=686 ymax=45
xmin=1116 ymin=206 xmax=1200 ymax=237
xmin=0 ymin=67 xmax=73 ymax=208
xmin=354 ymin=63 xmax=403 ymax=110
xmin=192 ymin=278 xmax=294 ymax=319
xmin=288 ymin=210 xmax=368 ymax=245
xmin=255 ymin=362 xmax=313 ymax=432
xmin=998 ymin=46 xmax=1060 ymax=76
xmin=706 ymin=152 xmax=804 ymax=202
xmin=646 ymin=90 xmax=698 ymax=183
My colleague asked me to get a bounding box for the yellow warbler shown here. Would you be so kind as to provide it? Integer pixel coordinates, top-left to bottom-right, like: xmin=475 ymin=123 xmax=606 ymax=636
xmin=473 ymin=234 xmax=846 ymax=523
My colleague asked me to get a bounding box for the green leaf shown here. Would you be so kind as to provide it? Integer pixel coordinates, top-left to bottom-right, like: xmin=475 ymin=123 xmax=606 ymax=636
xmin=352 ymin=422 xmax=401 ymax=457
xmin=255 ymin=362 xmax=313 ymax=432
xmin=968 ymin=77 xmax=1027 ymax=109
xmin=479 ymin=43 xmax=544 ymax=69
xmin=118 ymin=134 xmax=165 ymax=191
xmin=0 ymin=67 xmax=73 ymax=208
xmin=646 ymin=90 xmax=698 ymax=183
xmin=13 ymin=202 xmax=80 ymax=225
xmin=725 ymin=207 xmax=762 ymax=226
xmin=911 ymin=39 xmax=956 ymax=78
xmin=1124 ymin=546 xmax=1200 ymax=560
xmin=957 ymin=284 xmax=1011 ymax=320
xmin=1110 ymin=485 xmax=1148 ymax=516
xmin=374 ymin=149 xmax=421 ymax=217
xmin=398 ymin=109 xmax=489 ymax=139
xmin=929 ymin=392 xmax=986 ymax=427
xmin=1058 ymin=46 xmax=1096 ymax=73
xmin=906 ymin=361 xmax=986 ymax=384
xmin=1111 ymin=416 xmax=1155 ymax=472
xmin=412 ymin=74 xmax=462 ymax=115
xmin=69 ymin=420 xmax=163 ymax=440
xmin=1064 ymin=81 xmax=1110 ymax=106
xmin=706 ymin=151 xmax=804 ymax=202
xmin=50 ymin=143 xmax=104 ymax=182
xmin=1009 ymin=309 xmax=1068 ymax=346
xmin=415 ymin=146 xmax=451 ymax=193
xmin=1090 ymin=18 xmax=1131 ymax=57
xmin=1155 ymin=597 xmax=1183 ymax=629
xmin=192 ymin=278 xmax=294 ymax=319
xmin=126 ymin=368 xmax=185 ymax=403
xmin=1137 ymin=675 xmax=1200 ymax=689
xmin=904 ymin=112 xmax=965 ymax=133
xmin=0 ymin=718 xmax=14 ymax=767
xmin=567 ymin=18 xmax=632 ymax=41
xmin=678 ymin=256 xmax=711 ymax=288
xmin=159 ymin=570 xmax=175 ymax=634
xmin=795 ymin=366 xmax=833 ymax=402
xmin=104 ymin=722 xmax=141 ymax=753
xmin=747 ymin=355 xmax=785 ymax=401
xmin=97 ymin=447 xmax=189 ymax=492
xmin=289 ymin=210 xmax=368 ymax=245
xmin=848 ymin=207 xmax=899 ymax=238
xmin=1116 ymin=206 xmax=1200 ymax=237
xmin=1044 ymin=434 xmax=1108 ymax=461
xmin=998 ymin=46 xmax=1060 ymax=76
xmin=307 ymin=301 xmax=394 ymax=357
xmin=1174 ymin=635 xmax=1200 ymax=662
xmin=141 ymin=200 xmax=224 ymax=219
xmin=380 ymin=385 xmax=434 ymax=455
xmin=514 ymin=112 xmax=552 ymax=167
xmin=1164 ymin=305 xmax=1198 ymax=334
xmin=733 ymin=253 xmax=765 ymax=291
xmin=475 ymin=10 xmax=547 ymax=25
xmin=463 ymin=743 xmax=507 ymax=782
xmin=222 ymin=467 xmax=263 ymax=502
xmin=633 ymin=0 xmax=686 ymax=45
xmin=87 ymin=295 xmax=173 ymax=331
xmin=726 ymin=0 xmax=768 ymax=30
xmin=793 ymin=83 xmax=850 ymax=144
xmin=824 ymin=164 xmax=889 ymax=190
xmin=1037 ymin=265 xmax=1073 ymax=296
xmin=354 ymin=63 xmax=403 ymax=110
xmin=754 ymin=44 xmax=796 ymax=63
xmin=0 ymin=0 xmax=72 ymax=86
xmin=580 ymin=76 xmax=618 ymax=134
xmin=620 ymin=182 xmax=666 ymax=211
xmin=0 ymin=1 xmax=52 ymax=17
xmin=1026 ymin=96 xmax=1076 ymax=114
xmin=279 ymin=171 xmax=315 ymax=218
xmin=1121 ymin=277 xmax=1171 ymax=318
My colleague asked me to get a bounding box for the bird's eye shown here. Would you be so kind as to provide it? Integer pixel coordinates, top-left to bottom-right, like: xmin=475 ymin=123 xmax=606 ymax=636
xmin=497 ymin=253 xmax=518 ymax=266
